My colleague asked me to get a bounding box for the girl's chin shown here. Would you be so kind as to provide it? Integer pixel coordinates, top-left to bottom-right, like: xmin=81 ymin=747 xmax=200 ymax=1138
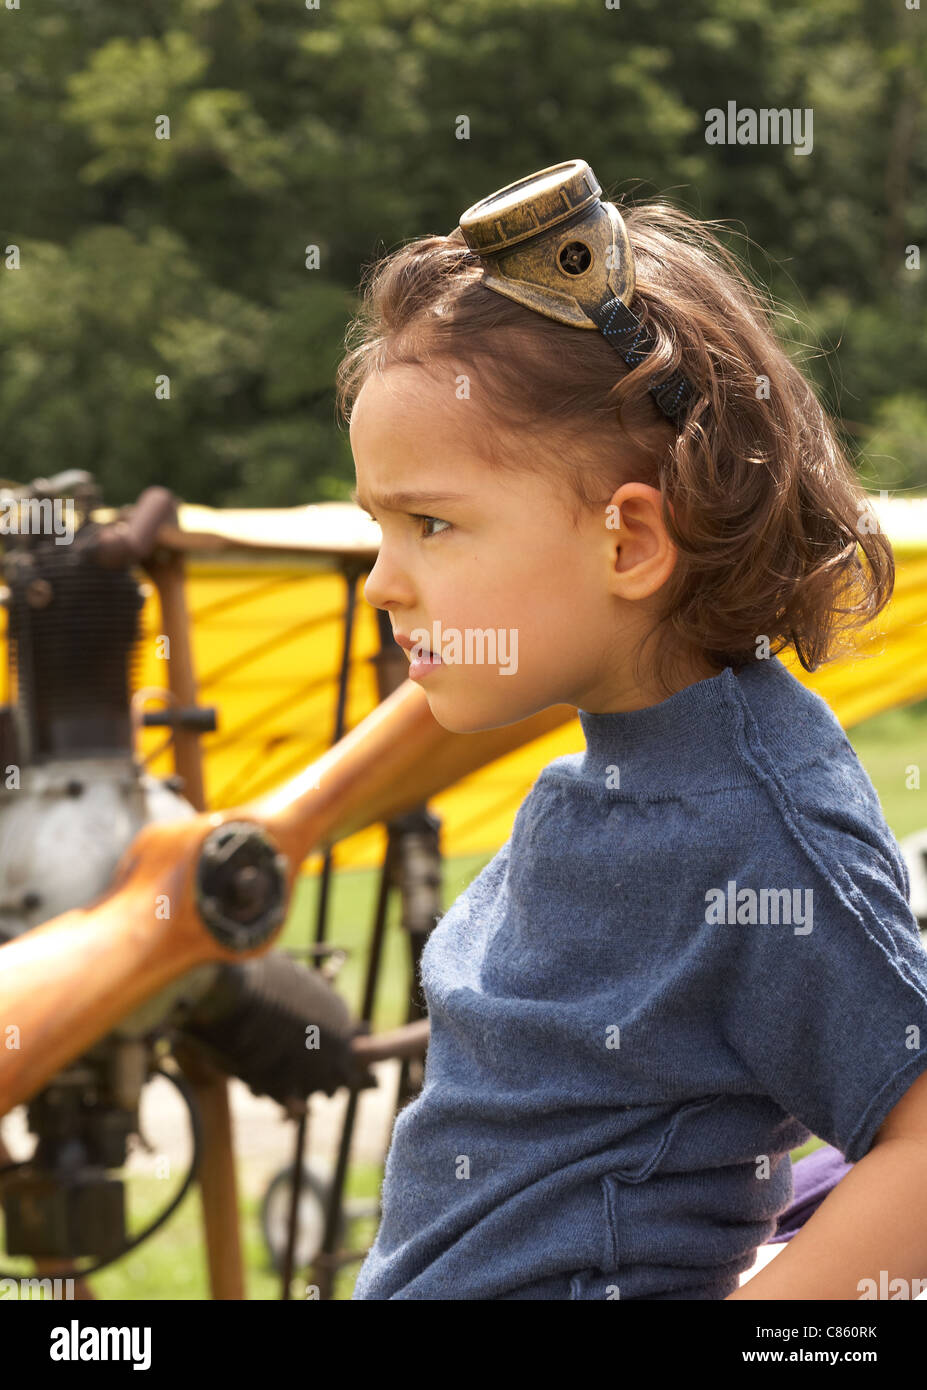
xmin=425 ymin=698 xmax=510 ymax=737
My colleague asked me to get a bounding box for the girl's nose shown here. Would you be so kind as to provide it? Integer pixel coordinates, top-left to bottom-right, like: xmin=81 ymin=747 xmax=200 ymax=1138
xmin=363 ymin=547 xmax=413 ymax=613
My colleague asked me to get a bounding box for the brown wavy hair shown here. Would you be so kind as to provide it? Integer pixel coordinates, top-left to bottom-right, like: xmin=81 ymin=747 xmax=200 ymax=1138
xmin=335 ymin=197 xmax=894 ymax=698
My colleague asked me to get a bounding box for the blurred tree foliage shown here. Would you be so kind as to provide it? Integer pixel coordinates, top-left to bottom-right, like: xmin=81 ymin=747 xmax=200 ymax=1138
xmin=0 ymin=0 xmax=924 ymax=506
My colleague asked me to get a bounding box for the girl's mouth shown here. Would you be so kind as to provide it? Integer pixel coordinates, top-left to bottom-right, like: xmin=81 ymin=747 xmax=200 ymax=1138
xmin=409 ymin=650 xmax=443 ymax=681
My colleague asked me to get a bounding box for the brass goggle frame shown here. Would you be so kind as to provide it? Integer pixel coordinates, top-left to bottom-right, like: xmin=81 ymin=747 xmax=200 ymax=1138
xmin=453 ymin=158 xmax=692 ymax=423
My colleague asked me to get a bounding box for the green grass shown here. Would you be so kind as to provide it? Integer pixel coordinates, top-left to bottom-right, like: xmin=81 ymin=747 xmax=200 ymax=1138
xmin=6 ymin=696 xmax=925 ymax=1299
xmin=844 ymin=695 xmax=927 ymax=842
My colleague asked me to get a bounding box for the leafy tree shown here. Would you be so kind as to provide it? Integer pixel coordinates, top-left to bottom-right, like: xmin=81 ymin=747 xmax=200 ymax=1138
xmin=0 ymin=0 xmax=923 ymax=505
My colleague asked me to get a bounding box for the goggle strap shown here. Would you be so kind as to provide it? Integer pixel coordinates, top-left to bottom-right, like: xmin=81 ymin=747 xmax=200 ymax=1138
xmin=589 ymin=296 xmax=694 ymax=425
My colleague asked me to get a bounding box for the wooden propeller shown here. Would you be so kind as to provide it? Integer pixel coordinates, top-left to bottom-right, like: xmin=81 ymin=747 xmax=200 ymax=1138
xmin=0 ymin=679 xmax=574 ymax=1115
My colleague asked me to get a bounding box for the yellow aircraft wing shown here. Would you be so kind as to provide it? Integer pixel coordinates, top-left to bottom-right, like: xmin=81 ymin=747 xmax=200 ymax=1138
xmin=3 ymin=494 xmax=925 ymax=874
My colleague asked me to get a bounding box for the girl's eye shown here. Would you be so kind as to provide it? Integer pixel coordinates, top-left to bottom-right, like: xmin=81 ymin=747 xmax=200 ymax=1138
xmin=413 ymin=514 xmax=451 ymax=539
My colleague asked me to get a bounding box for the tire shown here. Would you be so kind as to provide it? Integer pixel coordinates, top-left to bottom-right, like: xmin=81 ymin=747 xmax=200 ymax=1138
xmin=260 ymin=1163 xmax=346 ymax=1274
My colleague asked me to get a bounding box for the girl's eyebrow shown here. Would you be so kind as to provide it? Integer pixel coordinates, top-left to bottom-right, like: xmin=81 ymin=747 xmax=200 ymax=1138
xmin=350 ymin=486 xmax=469 ymax=515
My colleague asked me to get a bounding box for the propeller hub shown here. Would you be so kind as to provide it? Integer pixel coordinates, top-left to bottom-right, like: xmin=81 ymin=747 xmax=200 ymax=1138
xmin=194 ymin=821 xmax=289 ymax=952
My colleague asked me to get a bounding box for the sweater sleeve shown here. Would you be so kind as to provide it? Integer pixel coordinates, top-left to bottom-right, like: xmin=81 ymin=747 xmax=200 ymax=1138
xmin=713 ymin=813 xmax=927 ymax=1165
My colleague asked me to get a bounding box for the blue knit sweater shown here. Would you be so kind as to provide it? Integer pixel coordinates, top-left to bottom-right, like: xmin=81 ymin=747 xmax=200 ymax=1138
xmin=352 ymin=655 xmax=927 ymax=1300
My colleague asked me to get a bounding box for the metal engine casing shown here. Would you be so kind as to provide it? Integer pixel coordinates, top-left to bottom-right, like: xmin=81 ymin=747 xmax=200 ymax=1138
xmin=0 ymin=757 xmax=219 ymax=1037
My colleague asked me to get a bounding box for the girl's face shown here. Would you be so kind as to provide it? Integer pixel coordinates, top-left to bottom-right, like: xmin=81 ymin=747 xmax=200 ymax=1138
xmin=350 ymin=362 xmax=698 ymax=733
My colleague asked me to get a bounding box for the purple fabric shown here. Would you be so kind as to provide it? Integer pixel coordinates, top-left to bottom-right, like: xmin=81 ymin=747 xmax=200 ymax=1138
xmin=769 ymin=1144 xmax=854 ymax=1243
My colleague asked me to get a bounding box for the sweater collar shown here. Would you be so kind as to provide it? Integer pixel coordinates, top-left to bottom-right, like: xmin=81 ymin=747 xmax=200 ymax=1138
xmin=577 ymin=660 xmax=758 ymax=795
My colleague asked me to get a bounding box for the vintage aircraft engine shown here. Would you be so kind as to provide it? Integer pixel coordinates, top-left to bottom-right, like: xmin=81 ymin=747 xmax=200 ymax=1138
xmin=0 ymin=472 xmax=370 ymax=1270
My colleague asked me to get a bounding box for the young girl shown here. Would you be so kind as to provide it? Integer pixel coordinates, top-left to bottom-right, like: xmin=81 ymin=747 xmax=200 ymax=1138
xmin=337 ymin=160 xmax=927 ymax=1300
